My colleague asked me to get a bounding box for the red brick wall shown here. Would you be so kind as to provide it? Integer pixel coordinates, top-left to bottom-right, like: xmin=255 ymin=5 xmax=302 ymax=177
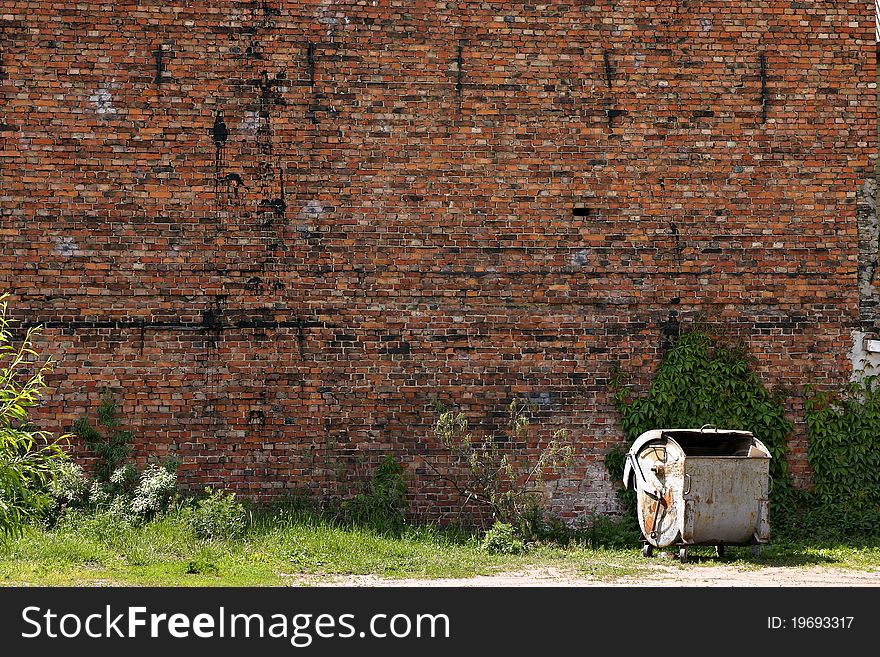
xmin=0 ymin=1 xmax=875 ymax=521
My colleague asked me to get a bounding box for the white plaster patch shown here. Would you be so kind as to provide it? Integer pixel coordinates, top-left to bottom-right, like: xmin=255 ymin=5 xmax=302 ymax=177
xmin=700 ymin=18 xmax=712 ymax=32
xmin=849 ymin=329 xmax=880 ymax=380
xmin=89 ymin=88 xmax=117 ymax=115
xmin=633 ymin=52 xmax=646 ymax=68
xmin=863 ymin=178 xmax=877 ymax=213
xmin=545 ymin=456 xmax=624 ymax=520
xmin=54 ymin=236 xmax=80 ymax=257
xmin=858 ymin=179 xmax=878 ymax=312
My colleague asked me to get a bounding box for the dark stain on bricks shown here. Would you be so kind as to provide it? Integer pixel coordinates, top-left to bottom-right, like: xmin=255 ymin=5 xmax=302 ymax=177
xmin=759 ymin=52 xmax=768 ymax=124
xmin=258 ymin=169 xmax=286 ymax=219
xmin=661 ymin=312 xmax=680 ymax=352
xmin=211 ymin=113 xmax=229 ymax=192
xmin=455 ymin=41 xmax=465 ymax=94
xmin=261 ymin=0 xmax=280 ymax=17
xmin=245 ymin=40 xmax=264 ymax=59
xmin=669 ymin=222 xmax=681 ymax=269
xmin=154 ymin=46 xmax=166 ymax=83
xmin=603 ymin=49 xmax=613 ymax=88
xmin=606 ymin=108 xmax=627 ymax=129
xmin=251 ymin=70 xmax=287 ymax=106
xmin=307 ymin=42 xmax=315 ymax=86
xmin=223 ymin=172 xmax=247 ymax=197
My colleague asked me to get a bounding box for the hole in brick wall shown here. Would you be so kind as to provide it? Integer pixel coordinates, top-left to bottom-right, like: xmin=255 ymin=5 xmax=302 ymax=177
xmin=572 ymin=207 xmax=592 ymax=217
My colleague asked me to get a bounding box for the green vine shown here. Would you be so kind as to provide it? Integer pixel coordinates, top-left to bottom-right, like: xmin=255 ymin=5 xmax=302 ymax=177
xmin=73 ymin=391 xmax=133 ymax=483
xmin=804 ymin=378 xmax=880 ymax=536
xmin=608 ymin=330 xmax=795 ymax=516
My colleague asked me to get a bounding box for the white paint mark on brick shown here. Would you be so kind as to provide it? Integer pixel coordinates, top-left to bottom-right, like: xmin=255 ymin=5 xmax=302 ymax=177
xmin=570 ymin=249 xmax=589 ymax=267
xmin=54 ymin=236 xmax=80 ymax=257
xmin=239 ymin=111 xmax=267 ymax=135
xmin=317 ymin=0 xmax=350 ymax=34
xmin=89 ymin=88 xmax=117 ymax=115
xmin=300 ymin=200 xmax=324 ymax=219
xmin=701 ymin=18 xmax=712 ymax=32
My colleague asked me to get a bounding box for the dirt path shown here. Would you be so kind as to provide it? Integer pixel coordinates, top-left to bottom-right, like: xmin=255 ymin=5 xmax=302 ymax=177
xmin=291 ymin=564 xmax=880 ymax=587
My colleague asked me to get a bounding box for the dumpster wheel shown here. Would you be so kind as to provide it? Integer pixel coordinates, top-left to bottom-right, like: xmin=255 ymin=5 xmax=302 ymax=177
xmin=641 ymin=544 xmax=654 ymax=558
xmin=678 ymin=546 xmax=688 ymax=563
xmin=715 ymin=544 xmax=725 ymax=558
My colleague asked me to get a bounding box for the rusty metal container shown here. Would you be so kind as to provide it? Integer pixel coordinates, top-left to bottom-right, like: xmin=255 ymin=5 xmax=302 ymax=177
xmin=622 ymin=426 xmax=771 ymax=562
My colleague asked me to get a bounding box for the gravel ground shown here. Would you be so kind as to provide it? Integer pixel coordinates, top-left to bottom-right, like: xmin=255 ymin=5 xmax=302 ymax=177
xmin=290 ymin=564 xmax=880 ymax=587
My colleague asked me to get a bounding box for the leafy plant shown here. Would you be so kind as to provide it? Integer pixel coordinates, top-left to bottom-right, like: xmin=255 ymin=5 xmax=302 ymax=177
xmin=426 ymin=399 xmax=574 ymax=532
xmin=341 ymin=455 xmax=408 ymax=534
xmin=187 ymin=487 xmax=247 ymax=540
xmin=47 ymin=461 xmax=90 ymax=517
xmin=130 ymin=464 xmax=177 ymax=517
xmin=480 ymin=521 xmax=526 ymax=554
xmin=0 ymin=293 xmax=71 ymax=536
xmin=517 ymin=504 xmax=575 ymax=545
xmin=803 ymin=378 xmax=880 ymax=537
xmin=73 ymin=391 xmax=133 ymax=482
xmin=573 ymin=513 xmax=642 ymax=549
xmin=609 ymin=330 xmax=794 ymax=514
xmin=109 ymin=463 xmax=138 ymax=497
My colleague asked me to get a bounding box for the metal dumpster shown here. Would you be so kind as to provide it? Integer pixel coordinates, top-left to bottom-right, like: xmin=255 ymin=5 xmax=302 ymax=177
xmin=622 ymin=425 xmax=771 ymax=562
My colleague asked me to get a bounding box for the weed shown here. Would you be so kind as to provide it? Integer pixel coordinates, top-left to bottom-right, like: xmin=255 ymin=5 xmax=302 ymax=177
xmin=480 ymin=521 xmax=526 ymax=555
xmin=340 ymin=455 xmax=407 ymax=535
xmin=186 ymin=488 xmax=247 ymax=540
xmin=73 ymin=392 xmax=133 ymax=483
xmin=427 ymin=399 xmax=573 ymax=532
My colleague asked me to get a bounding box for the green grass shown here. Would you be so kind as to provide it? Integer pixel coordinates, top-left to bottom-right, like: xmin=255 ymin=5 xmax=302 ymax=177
xmin=1 ymin=506 xmax=879 ymax=586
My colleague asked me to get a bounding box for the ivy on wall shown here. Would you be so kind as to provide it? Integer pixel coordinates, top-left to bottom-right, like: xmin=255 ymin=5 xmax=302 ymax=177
xmin=804 ymin=378 xmax=880 ymax=536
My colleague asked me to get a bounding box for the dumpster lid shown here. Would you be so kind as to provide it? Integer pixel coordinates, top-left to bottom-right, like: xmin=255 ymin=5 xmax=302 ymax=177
xmin=622 ymin=426 xmax=765 ymax=489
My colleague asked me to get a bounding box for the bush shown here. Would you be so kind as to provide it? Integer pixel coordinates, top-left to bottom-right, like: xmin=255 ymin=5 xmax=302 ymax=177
xmin=109 ymin=464 xmax=138 ymax=496
xmin=480 ymin=521 xmax=526 ymax=555
xmin=427 ymin=399 xmax=573 ymax=531
xmin=130 ymin=464 xmax=177 ymax=517
xmin=187 ymin=488 xmax=247 ymax=540
xmin=341 ymin=455 xmax=407 ymax=534
xmin=0 ymin=293 xmax=71 ymax=536
xmin=48 ymin=461 xmax=90 ymax=510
